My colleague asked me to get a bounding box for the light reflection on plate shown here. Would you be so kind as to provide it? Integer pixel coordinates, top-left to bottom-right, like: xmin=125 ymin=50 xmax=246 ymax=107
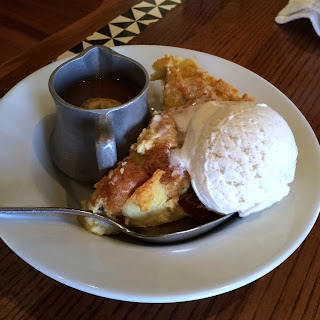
xmin=0 ymin=45 xmax=319 ymax=303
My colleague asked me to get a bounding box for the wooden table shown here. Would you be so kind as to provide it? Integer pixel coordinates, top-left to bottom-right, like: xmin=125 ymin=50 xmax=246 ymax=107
xmin=1 ymin=0 xmax=319 ymax=319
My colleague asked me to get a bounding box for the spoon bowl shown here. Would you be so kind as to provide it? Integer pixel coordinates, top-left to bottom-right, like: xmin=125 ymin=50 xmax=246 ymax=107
xmin=0 ymin=207 xmax=237 ymax=244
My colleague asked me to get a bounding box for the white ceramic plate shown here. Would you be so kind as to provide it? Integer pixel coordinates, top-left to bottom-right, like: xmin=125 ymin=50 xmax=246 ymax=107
xmin=0 ymin=45 xmax=319 ymax=303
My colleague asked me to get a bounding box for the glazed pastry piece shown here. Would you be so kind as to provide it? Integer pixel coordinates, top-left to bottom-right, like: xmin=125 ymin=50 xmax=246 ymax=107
xmin=81 ymin=113 xmax=190 ymax=235
xmin=151 ymin=54 xmax=253 ymax=110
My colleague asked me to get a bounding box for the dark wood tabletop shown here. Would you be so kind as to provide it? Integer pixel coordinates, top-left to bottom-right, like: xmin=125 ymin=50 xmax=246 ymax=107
xmin=1 ymin=0 xmax=319 ymax=319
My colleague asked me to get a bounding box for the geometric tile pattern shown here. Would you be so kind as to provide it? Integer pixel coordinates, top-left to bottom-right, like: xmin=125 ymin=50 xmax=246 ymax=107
xmin=57 ymin=0 xmax=184 ymax=60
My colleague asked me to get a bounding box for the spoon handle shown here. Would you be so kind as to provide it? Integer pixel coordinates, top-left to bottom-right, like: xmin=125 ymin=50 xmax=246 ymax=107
xmin=0 ymin=207 xmax=237 ymax=244
xmin=0 ymin=206 xmax=97 ymax=218
xmin=0 ymin=207 xmax=128 ymax=233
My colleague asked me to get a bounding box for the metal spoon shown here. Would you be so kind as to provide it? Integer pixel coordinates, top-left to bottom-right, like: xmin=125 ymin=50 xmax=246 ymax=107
xmin=0 ymin=207 xmax=236 ymax=244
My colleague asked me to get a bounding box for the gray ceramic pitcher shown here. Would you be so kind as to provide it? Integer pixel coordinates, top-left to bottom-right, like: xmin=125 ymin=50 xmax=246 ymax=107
xmin=49 ymin=46 xmax=150 ymax=182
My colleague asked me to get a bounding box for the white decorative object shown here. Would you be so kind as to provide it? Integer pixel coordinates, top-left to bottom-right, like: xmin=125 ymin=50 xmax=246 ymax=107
xmin=275 ymin=0 xmax=320 ymax=36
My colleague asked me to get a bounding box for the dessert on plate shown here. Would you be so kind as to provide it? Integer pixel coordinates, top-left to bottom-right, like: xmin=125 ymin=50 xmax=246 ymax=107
xmin=80 ymin=54 xmax=297 ymax=236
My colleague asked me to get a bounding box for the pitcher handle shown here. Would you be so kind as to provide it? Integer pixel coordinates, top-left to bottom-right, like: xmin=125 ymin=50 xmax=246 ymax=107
xmin=94 ymin=114 xmax=117 ymax=177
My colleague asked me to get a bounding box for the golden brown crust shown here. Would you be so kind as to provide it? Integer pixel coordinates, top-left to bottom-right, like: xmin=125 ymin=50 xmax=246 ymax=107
xmin=86 ymin=112 xmax=190 ymax=229
xmin=131 ymin=112 xmax=179 ymax=155
xmin=143 ymin=144 xmax=171 ymax=176
xmin=122 ymin=169 xmax=188 ymax=228
xmin=128 ymin=169 xmax=165 ymax=212
xmin=151 ymin=54 xmax=253 ymax=110
xmin=87 ymin=158 xmax=149 ymax=216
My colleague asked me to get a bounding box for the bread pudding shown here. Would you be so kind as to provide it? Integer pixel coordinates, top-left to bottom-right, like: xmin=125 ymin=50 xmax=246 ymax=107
xmin=80 ymin=54 xmax=253 ymax=236
xmin=151 ymin=54 xmax=253 ymax=110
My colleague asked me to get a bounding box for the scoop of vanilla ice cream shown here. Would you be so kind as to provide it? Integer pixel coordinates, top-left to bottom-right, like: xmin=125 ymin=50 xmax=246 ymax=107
xmin=178 ymin=101 xmax=298 ymax=216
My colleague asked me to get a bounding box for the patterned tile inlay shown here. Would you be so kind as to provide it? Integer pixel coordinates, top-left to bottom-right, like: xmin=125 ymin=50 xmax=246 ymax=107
xmin=58 ymin=0 xmax=184 ymax=60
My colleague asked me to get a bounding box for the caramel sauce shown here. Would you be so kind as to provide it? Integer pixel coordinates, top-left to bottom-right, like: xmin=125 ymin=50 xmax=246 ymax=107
xmin=60 ymin=76 xmax=141 ymax=108
xmin=179 ymin=190 xmax=222 ymax=224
